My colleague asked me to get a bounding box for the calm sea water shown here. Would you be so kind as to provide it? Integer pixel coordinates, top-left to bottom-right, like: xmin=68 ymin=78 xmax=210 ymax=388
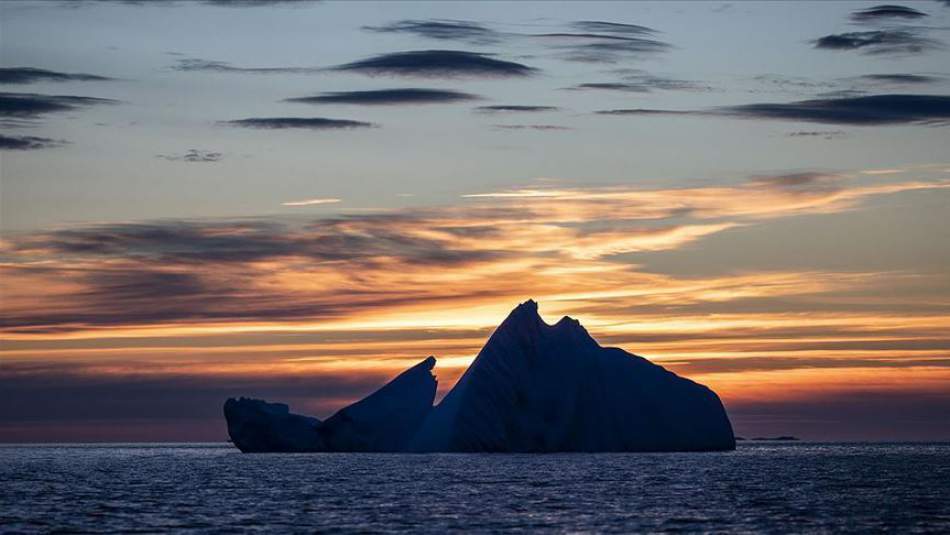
xmin=1 ymin=442 xmax=948 ymax=533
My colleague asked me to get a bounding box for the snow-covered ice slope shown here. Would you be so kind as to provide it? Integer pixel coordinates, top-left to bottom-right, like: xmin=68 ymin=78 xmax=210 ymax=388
xmin=411 ymin=300 xmax=735 ymax=452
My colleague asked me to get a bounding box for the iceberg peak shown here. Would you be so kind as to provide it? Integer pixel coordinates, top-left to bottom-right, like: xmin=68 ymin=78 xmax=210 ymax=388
xmin=225 ymin=300 xmax=735 ymax=453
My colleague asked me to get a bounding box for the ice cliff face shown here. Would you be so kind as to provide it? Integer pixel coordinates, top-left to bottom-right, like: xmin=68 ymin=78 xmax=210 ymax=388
xmin=224 ymin=300 xmax=735 ymax=453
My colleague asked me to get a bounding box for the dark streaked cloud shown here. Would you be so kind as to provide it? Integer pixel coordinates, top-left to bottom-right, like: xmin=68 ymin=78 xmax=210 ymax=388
xmin=850 ymin=4 xmax=929 ymax=22
xmin=570 ymin=20 xmax=657 ymax=35
xmin=157 ymin=149 xmax=223 ymax=162
xmin=813 ymin=30 xmax=942 ymax=55
xmin=200 ymin=0 xmax=318 ymax=5
xmin=222 ymin=117 xmax=377 ymax=129
xmin=285 ymin=88 xmax=480 ymax=106
xmin=724 ymin=94 xmax=950 ymax=125
xmin=855 ymin=73 xmax=941 ymax=85
xmin=332 ymin=50 xmax=537 ymax=78
xmin=172 ymin=58 xmax=320 ymax=74
xmin=0 ymin=67 xmax=113 ymax=85
xmin=595 ymin=108 xmax=697 ymax=116
xmin=597 ymin=94 xmax=950 ymax=126
xmin=88 ymin=0 xmax=320 ymax=6
xmin=492 ymin=124 xmax=572 ymax=131
xmin=568 ymin=75 xmax=709 ymax=93
xmin=363 ymin=19 xmax=501 ymax=44
xmin=475 ymin=105 xmax=560 ymax=113
xmin=0 ymin=91 xmax=118 ymax=119
xmin=0 ymin=134 xmax=68 ymax=151
xmin=569 ymin=82 xmax=650 ymax=93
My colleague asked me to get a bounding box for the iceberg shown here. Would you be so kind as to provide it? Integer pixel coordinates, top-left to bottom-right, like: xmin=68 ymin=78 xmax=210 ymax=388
xmin=224 ymin=300 xmax=735 ymax=452
xmin=223 ymin=398 xmax=321 ymax=453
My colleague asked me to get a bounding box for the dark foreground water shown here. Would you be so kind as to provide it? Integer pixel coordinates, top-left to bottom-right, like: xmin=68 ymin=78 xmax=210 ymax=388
xmin=1 ymin=443 xmax=949 ymax=533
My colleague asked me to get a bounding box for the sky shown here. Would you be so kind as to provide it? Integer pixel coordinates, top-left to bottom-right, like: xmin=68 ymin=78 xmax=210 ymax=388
xmin=1 ymin=0 xmax=949 ymax=442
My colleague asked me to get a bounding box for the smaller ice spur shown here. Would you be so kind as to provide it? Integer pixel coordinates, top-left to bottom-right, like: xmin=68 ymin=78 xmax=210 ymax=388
xmin=224 ymin=300 xmax=735 ymax=452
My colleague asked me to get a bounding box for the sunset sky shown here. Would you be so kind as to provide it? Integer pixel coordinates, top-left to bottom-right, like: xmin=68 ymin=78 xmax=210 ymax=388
xmin=1 ymin=0 xmax=949 ymax=442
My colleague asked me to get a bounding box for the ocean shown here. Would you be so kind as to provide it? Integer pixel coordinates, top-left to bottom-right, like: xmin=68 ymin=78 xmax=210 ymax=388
xmin=1 ymin=442 xmax=948 ymax=533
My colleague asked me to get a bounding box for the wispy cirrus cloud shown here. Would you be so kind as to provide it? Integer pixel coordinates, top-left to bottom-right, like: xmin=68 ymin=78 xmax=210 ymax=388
xmin=786 ymin=130 xmax=848 ymax=140
xmin=3 ymin=171 xmax=946 ymax=336
xmin=332 ymin=50 xmax=537 ymax=78
xmin=171 ymin=58 xmax=321 ymax=74
xmin=157 ymin=149 xmax=223 ymax=162
xmin=570 ymin=21 xmax=657 ymax=35
xmin=491 ymin=124 xmax=571 ymax=131
xmin=285 ymin=88 xmax=480 ymax=105
xmin=282 ymin=198 xmax=341 ymax=207
xmin=533 ymin=31 xmax=671 ymax=63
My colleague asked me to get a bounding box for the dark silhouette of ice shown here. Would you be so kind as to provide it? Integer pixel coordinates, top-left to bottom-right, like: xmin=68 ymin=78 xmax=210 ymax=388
xmin=319 ymin=356 xmax=437 ymax=452
xmin=223 ymin=398 xmax=321 ymax=453
xmin=224 ymin=300 xmax=735 ymax=452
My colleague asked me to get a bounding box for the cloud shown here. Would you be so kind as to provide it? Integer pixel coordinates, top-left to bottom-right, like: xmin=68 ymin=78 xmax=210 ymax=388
xmin=570 ymin=21 xmax=657 ymax=35
xmin=222 ymin=117 xmax=377 ymax=129
xmin=0 ymin=134 xmax=68 ymax=150
xmin=285 ymin=88 xmax=480 ymax=105
xmin=282 ymin=198 xmax=342 ymax=207
xmin=813 ymin=30 xmax=942 ymax=55
xmin=854 ymin=73 xmax=941 ymax=85
xmin=850 ymin=4 xmax=929 ymax=22
xmin=0 ymin=91 xmax=118 ymax=119
xmin=474 ymin=105 xmax=560 ymax=113
xmin=0 ymin=67 xmax=113 ymax=84
xmin=172 ymin=58 xmax=321 ymax=74
xmin=533 ymin=32 xmax=671 ymax=63
xmin=3 ymin=171 xmax=945 ymax=334
xmin=157 ymin=149 xmax=223 ymax=162
xmin=786 ymin=130 xmax=848 ymax=140
xmin=723 ymin=94 xmax=950 ymax=125
xmin=200 ymin=0 xmax=317 ymax=5
xmin=568 ymin=82 xmax=650 ymax=93
xmin=595 ymin=108 xmax=697 ymax=116
xmin=363 ymin=19 xmax=501 ymax=44
xmin=98 ymin=0 xmax=321 ymax=6
xmin=596 ymin=94 xmax=950 ymax=126
xmin=746 ymin=172 xmax=843 ymax=190
xmin=332 ymin=50 xmax=537 ymax=78
xmin=491 ymin=124 xmax=572 ymax=131
xmin=567 ymin=75 xmax=709 ymax=93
